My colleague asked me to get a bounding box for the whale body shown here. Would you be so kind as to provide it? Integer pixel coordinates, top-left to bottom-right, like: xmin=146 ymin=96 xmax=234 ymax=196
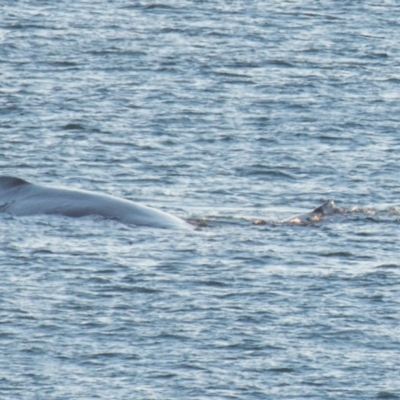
xmin=281 ymin=200 xmax=343 ymax=225
xmin=0 ymin=176 xmax=192 ymax=230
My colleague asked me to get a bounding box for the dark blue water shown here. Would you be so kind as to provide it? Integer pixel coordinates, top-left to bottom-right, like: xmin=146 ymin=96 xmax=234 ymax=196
xmin=1 ymin=1 xmax=400 ymax=399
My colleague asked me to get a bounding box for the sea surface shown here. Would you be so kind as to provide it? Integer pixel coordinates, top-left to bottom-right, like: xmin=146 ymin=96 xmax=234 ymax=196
xmin=1 ymin=1 xmax=400 ymax=399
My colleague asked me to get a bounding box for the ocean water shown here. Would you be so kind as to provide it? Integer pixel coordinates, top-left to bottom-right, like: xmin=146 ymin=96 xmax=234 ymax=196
xmin=1 ymin=1 xmax=400 ymax=399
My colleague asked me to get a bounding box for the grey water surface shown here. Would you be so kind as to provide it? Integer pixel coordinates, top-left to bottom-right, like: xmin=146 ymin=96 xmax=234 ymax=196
xmin=1 ymin=1 xmax=400 ymax=399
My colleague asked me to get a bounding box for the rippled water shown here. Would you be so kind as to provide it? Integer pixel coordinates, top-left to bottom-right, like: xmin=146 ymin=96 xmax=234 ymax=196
xmin=1 ymin=1 xmax=400 ymax=399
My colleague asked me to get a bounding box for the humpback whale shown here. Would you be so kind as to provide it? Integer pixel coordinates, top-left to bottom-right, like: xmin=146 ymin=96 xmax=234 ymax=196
xmin=0 ymin=176 xmax=192 ymax=230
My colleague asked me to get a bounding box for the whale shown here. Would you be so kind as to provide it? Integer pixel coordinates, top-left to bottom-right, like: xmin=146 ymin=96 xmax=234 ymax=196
xmin=251 ymin=200 xmax=344 ymax=226
xmin=0 ymin=176 xmax=193 ymax=230
xmin=281 ymin=200 xmax=344 ymax=225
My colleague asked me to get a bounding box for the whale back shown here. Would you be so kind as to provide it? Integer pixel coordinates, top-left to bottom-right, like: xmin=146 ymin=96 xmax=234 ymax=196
xmin=280 ymin=200 xmax=340 ymax=225
xmin=312 ymin=200 xmax=335 ymax=215
xmin=0 ymin=176 xmax=191 ymax=229
xmin=0 ymin=176 xmax=30 ymax=190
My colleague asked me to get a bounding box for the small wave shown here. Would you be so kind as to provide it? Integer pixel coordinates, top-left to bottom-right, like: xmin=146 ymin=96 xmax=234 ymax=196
xmin=375 ymin=264 xmax=399 ymax=270
xmin=61 ymin=123 xmax=85 ymax=131
xmin=235 ymin=165 xmax=295 ymax=179
xmin=320 ymin=251 xmax=354 ymax=258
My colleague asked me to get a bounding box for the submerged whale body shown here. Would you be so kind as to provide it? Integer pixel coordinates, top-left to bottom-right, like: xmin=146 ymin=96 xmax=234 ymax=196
xmin=0 ymin=176 xmax=192 ymax=229
xmin=281 ymin=200 xmax=344 ymax=225
xmin=251 ymin=200 xmax=344 ymax=226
